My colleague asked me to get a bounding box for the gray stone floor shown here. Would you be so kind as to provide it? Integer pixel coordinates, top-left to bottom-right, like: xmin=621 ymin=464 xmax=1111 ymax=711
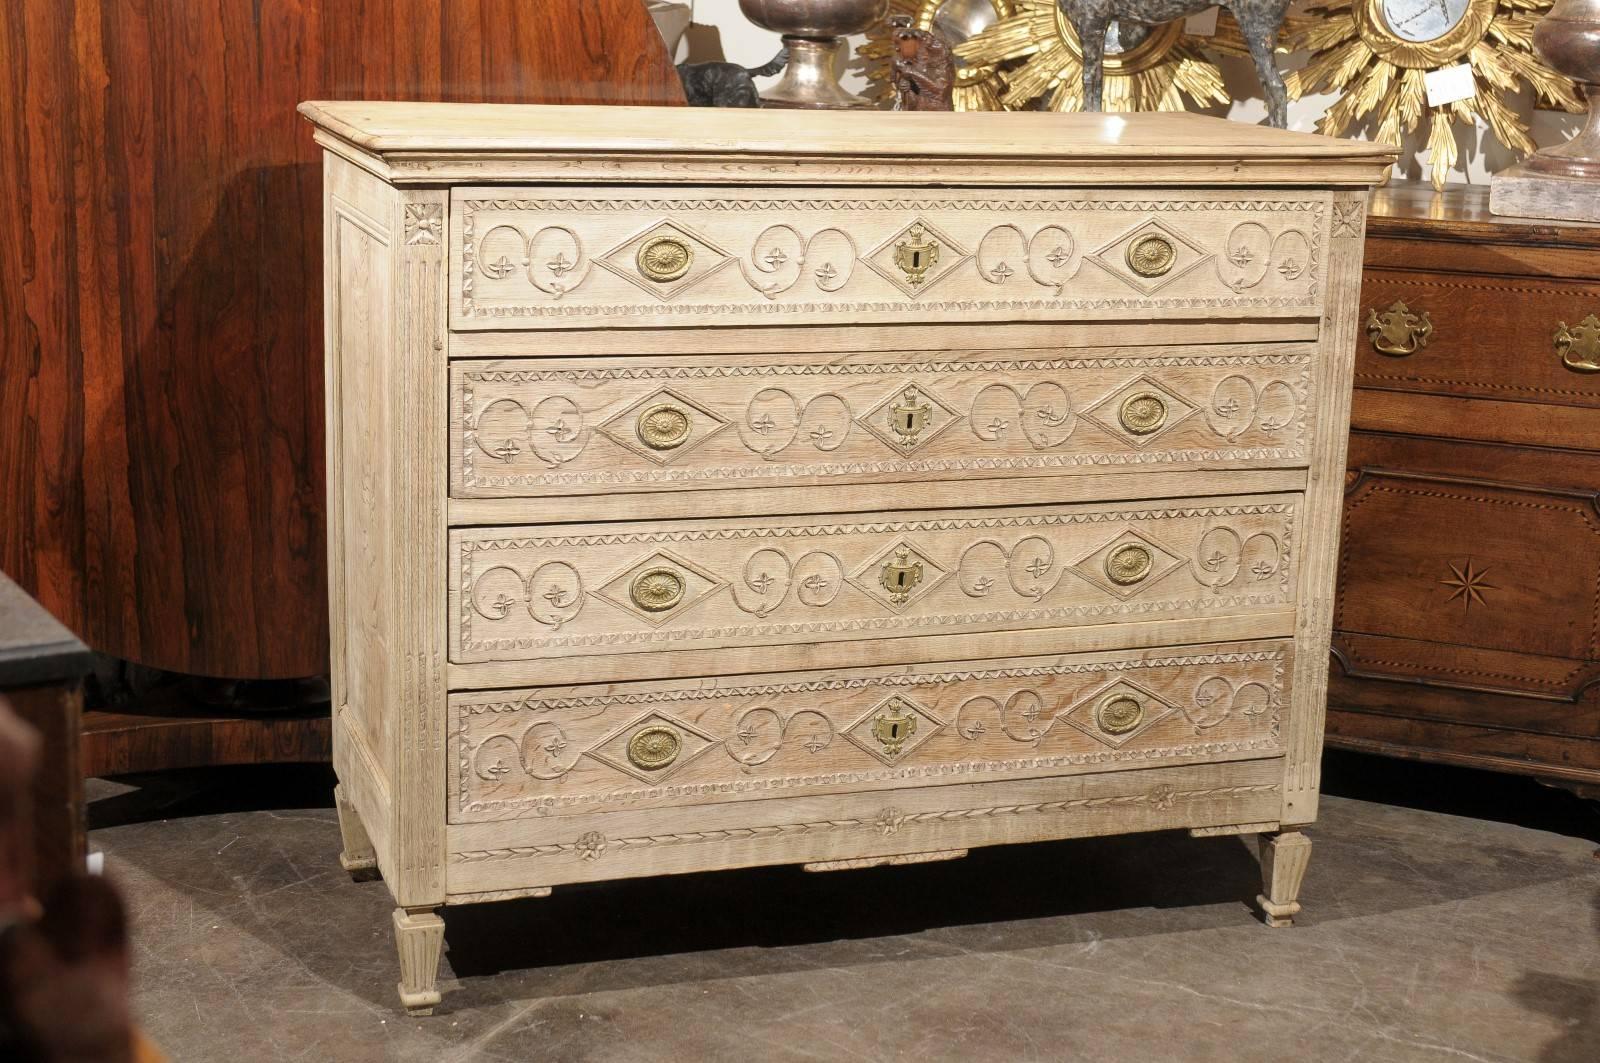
xmin=90 ymin=754 xmax=1600 ymax=1063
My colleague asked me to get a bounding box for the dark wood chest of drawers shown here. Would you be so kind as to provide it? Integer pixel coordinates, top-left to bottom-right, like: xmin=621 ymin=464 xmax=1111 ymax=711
xmin=1328 ymin=185 xmax=1600 ymax=794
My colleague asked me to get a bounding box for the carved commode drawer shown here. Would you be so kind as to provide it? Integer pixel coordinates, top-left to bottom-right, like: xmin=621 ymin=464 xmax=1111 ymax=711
xmin=303 ymin=101 xmax=1390 ymax=1012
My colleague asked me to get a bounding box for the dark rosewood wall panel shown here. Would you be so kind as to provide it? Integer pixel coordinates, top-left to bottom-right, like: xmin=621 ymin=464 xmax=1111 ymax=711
xmin=0 ymin=1 xmax=683 ymax=678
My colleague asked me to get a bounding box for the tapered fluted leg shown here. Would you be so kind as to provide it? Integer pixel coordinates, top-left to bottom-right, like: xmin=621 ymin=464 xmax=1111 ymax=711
xmin=1257 ymin=830 xmax=1312 ymax=927
xmin=334 ymin=785 xmax=379 ymax=880
xmin=393 ymin=907 xmax=445 ymax=1015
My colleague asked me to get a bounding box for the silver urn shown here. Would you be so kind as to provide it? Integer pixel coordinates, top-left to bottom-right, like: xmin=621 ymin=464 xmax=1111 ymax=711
xmin=740 ymin=0 xmax=890 ymax=108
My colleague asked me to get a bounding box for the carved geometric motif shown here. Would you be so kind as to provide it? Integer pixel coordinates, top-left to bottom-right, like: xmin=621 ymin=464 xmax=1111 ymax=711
xmin=1060 ymin=678 xmax=1178 ymax=749
xmin=592 ymin=549 xmax=727 ymax=627
xmin=1080 ymin=374 xmax=1198 ymax=448
xmin=596 ymin=387 xmax=731 ymax=465
xmin=1069 ymin=529 xmax=1186 ymax=600
xmin=842 ymin=693 xmax=945 ymax=766
xmin=847 ymin=538 xmax=950 ymax=614
xmin=856 ymin=381 xmax=963 ymax=455
xmin=595 ymin=220 xmax=734 ymax=301
xmin=584 ymin=710 xmax=718 ymax=783
xmin=862 ymin=218 xmax=972 ymax=298
xmin=1088 ymin=218 xmax=1213 ymax=295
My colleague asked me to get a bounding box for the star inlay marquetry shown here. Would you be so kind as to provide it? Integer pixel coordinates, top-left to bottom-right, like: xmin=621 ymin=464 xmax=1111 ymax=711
xmin=1439 ymin=558 xmax=1495 ymax=616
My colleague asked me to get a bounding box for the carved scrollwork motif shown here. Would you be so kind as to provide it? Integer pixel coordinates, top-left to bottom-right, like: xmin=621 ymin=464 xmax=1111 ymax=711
xmin=468 ymin=561 xmax=584 ymax=629
xmin=740 ymin=224 xmax=857 ymax=299
xmin=1219 ymin=222 xmax=1271 ymax=292
xmin=726 ymin=707 xmax=836 ymax=768
xmin=731 ymin=548 xmax=846 ymax=618
xmin=1184 ymin=676 xmax=1272 ymax=733
xmin=1271 ymin=230 xmax=1312 ymax=282
xmin=970 ymin=383 xmax=1075 ymax=448
xmin=739 ymin=387 xmax=853 ymax=458
xmin=957 ymin=536 xmax=1063 ymax=602
xmin=521 ymin=720 xmax=578 ymax=779
xmin=1192 ymin=526 xmax=1284 ymax=589
xmin=471 ymin=396 xmax=589 ymax=468
xmin=953 ymin=689 xmax=1054 ymax=746
xmin=477 ymin=224 xmax=593 ymax=300
xmin=976 ymin=224 xmax=1082 ymax=295
xmin=1206 ymin=375 xmax=1297 ymax=442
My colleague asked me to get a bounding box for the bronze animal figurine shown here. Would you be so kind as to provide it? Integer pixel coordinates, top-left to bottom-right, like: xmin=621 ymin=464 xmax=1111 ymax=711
xmin=1058 ymin=0 xmax=1292 ymax=127
xmin=889 ymin=15 xmax=956 ymax=111
xmin=676 ymin=49 xmax=788 ymax=107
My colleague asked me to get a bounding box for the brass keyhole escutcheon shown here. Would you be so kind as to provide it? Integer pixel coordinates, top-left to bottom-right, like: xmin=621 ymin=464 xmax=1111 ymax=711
xmin=1105 ymin=543 xmax=1153 ymax=586
xmin=627 ymin=725 xmax=682 ymax=770
xmin=637 ymin=403 xmax=692 ymax=450
xmin=637 ymin=236 xmax=693 ymax=283
xmin=630 ymin=567 xmax=686 ymax=612
xmin=879 ymin=546 xmax=925 ymax=606
xmin=1126 ymin=234 xmax=1175 ymax=277
xmin=871 ymin=699 xmax=918 ymax=757
xmin=1118 ymin=392 xmax=1167 ymax=436
xmin=1097 ymin=693 xmax=1144 ymax=735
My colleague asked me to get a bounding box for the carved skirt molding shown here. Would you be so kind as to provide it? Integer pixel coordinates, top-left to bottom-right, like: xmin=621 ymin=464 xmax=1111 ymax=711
xmin=449 ymin=187 xmax=1331 ymax=329
xmin=451 ymin=345 xmax=1315 ymax=498
xmin=449 ymin=495 xmax=1300 ymax=666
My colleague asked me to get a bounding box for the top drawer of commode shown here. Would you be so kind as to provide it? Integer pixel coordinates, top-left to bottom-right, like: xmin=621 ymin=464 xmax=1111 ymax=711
xmin=447 ymin=186 xmax=1332 ymax=331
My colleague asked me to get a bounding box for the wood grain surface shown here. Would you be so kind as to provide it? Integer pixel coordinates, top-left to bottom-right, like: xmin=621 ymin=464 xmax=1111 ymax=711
xmin=0 ymin=0 xmax=683 ymax=679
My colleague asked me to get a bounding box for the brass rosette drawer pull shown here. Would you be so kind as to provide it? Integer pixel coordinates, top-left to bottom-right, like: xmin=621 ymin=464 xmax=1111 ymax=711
xmin=629 ymin=567 xmax=687 ymax=612
xmin=1105 ymin=543 xmax=1154 ymax=586
xmin=1555 ymin=314 xmax=1600 ymax=373
xmin=1125 ymin=234 xmax=1175 ymax=277
xmin=627 ymin=725 xmax=682 ymax=771
xmin=1365 ymin=300 xmax=1432 ymax=356
xmin=1096 ymin=692 xmax=1144 ymax=736
xmin=637 ymin=403 xmax=692 ymax=450
xmin=636 ymin=236 xmax=692 ymax=283
xmin=1118 ymin=392 xmax=1167 ymax=436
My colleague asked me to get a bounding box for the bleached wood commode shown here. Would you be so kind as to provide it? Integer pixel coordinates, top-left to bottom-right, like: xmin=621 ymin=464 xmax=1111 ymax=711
xmin=300 ymin=101 xmax=1392 ymax=1013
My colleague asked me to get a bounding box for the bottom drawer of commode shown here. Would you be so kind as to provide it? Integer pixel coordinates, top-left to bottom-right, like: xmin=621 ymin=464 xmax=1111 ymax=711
xmin=444 ymin=639 xmax=1291 ymax=893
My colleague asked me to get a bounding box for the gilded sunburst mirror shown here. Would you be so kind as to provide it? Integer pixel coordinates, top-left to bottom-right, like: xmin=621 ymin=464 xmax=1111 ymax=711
xmin=1284 ymin=0 xmax=1584 ymax=187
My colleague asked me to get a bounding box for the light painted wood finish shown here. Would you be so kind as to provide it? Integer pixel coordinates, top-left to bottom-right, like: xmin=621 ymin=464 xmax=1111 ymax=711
xmin=449 ymin=187 xmax=1330 ymax=329
xmin=450 ymin=344 xmax=1315 ymax=500
xmin=306 ymin=102 xmax=1391 ymax=1012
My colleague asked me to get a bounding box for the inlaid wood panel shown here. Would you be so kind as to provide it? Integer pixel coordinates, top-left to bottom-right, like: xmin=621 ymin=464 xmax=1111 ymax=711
xmin=1355 ymin=270 xmax=1600 ymax=409
xmin=448 ymin=640 xmax=1290 ymax=824
xmin=1335 ymin=468 xmax=1600 ymax=697
xmin=450 ymin=344 xmax=1315 ymax=499
xmin=449 ymin=188 xmax=1330 ymax=330
xmin=449 ymin=495 xmax=1300 ymax=667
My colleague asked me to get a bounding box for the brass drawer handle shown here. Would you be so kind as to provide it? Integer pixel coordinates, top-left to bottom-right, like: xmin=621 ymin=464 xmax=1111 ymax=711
xmin=627 ymin=725 xmax=682 ymax=771
xmin=637 ymin=403 xmax=692 ymax=450
xmin=637 ymin=236 xmax=692 ymax=283
xmin=1556 ymin=314 xmax=1600 ymax=373
xmin=1125 ymin=234 xmax=1175 ymax=277
xmin=1118 ymin=392 xmax=1167 ymax=436
xmin=1105 ymin=542 xmax=1153 ymax=586
xmin=1097 ymin=692 xmax=1144 ymax=736
xmin=1365 ymin=300 xmax=1432 ymax=357
xmin=630 ymin=567 xmax=686 ymax=612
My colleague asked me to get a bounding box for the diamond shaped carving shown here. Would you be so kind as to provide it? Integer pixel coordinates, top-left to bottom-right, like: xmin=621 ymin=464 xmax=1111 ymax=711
xmin=1060 ymin=678 xmax=1177 ymax=748
xmin=596 ymin=220 xmax=734 ymax=302
xmin=593 ymin=549 xmax=726 ymax=626
xmin=857 ymin=382 xmax=963 ymax=454
xmin=597 ymin=387 xmax=731 ymax=465
xmin=1080 ymin=375 xmax=1198 ymax=448
xmin=1089 ymin=218 xmax=1212 ymax=295
xmin=843 ymin=693 xmax=945 ymax=765
xmin=848 ymin=539 xmax=950 ymax=614
xmin=585 ymin=710 xmax=718 ymax=782
xmin=1069 ymin=529 xmax=1185 ymax=600
xmin=864 ymin=219 xmax=971 ymax=298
